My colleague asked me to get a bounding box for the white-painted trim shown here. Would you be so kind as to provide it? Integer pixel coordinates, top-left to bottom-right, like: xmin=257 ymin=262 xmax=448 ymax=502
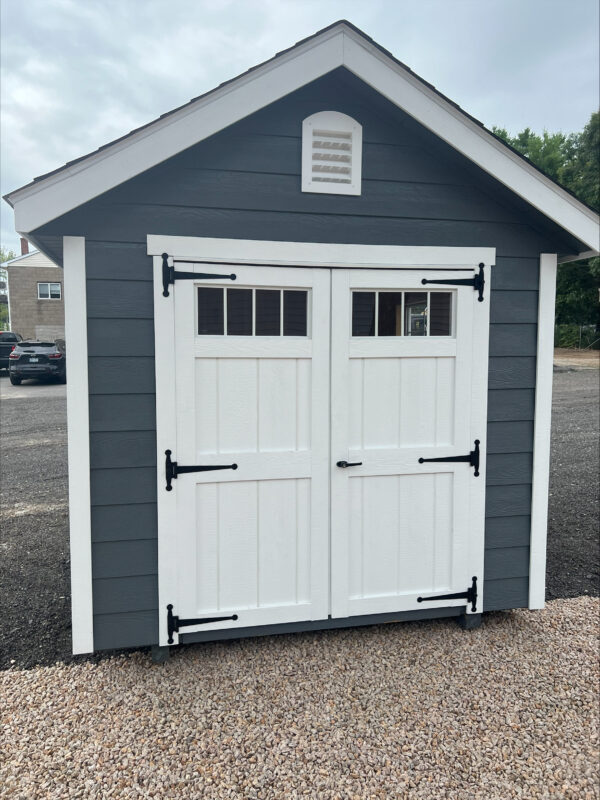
xmin=148 ymin=235 xmax=495 ymax=270
xmin=7 ymin=23 xmax=598 ymax=253
xmin=63 ymin=236 xmax=94 ymax=653
xmin=529 ymin=253 xmax=557 ymax=609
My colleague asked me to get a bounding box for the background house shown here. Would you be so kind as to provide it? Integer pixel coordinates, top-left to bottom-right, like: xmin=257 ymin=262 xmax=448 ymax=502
xmin=5 ymin=238 xmax=64 ymax=339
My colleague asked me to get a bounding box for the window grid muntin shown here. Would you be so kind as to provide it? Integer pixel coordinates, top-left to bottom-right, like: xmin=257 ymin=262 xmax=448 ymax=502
xmin=197 ymin=286 xmax=311 ymax=337
xmin=351 ymin=289 xmax=455 ymax=338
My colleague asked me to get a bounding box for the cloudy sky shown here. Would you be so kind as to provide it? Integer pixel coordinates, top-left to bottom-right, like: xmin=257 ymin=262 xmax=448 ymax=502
xmin=1 ymin=0 xmax=598 ymax=254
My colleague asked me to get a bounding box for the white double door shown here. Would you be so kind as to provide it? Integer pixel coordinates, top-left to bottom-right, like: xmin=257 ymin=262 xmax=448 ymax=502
xmin=156 ymin=263 xmax=488 ymax=645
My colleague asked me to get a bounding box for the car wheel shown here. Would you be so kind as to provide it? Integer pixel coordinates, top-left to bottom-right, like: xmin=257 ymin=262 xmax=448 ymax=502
xmin=9 ymin=375 xmax=22 ymax=385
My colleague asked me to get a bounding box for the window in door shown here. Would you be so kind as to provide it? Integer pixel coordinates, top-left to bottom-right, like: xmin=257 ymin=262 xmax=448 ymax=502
xmin=198 ymin=287 xmax=310 ymax=337
xmin=351 ymin=290 xmax=454 ymax=337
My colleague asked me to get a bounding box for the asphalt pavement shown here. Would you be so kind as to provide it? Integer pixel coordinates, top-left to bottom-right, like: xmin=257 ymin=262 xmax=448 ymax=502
xmin=0 ymin=366 xmax=598 ymax=669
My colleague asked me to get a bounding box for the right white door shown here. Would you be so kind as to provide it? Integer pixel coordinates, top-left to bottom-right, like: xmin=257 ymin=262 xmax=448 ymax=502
xmin=331 ymin=268 xmax=489 ymax=618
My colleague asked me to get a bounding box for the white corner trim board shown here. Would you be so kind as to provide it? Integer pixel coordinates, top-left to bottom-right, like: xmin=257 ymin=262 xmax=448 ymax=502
xmin=529 ymin=253 xmax=558 ymax=609
xmin=6 ymin=23 xmax=599 ymax=254
xmin=147 ymin=235 xmax=496 ymax=270
xmin=63 ymin=236 xmax=94 ymax=654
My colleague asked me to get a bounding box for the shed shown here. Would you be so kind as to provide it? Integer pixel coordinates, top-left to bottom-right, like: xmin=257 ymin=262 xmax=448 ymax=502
xmin=4 ymin=21 xmax=599 ymax=656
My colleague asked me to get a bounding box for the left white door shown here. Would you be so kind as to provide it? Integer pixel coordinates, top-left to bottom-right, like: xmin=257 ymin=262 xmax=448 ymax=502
xmin=155 ymin=262 xmax=331 ymax=645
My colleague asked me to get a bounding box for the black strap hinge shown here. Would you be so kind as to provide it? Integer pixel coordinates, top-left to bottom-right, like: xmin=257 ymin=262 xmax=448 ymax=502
xmin=165 ymin=450 xmax=237 ymax=491
xmin=421 ymin=263 xmax=485 ymax=301
xmin=417 ymin=576 xmax=478 ymax=612
xmin=418 ymin=439 xmax=480 ymax=476
xmin=162 ymin=253 xmax=236 ymax=297
xmin=167 ymin=604 xmax=238 ymax=644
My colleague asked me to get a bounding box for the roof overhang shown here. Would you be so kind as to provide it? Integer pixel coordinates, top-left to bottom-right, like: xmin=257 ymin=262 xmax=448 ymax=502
xmin=4 ymin=21 xmax=599 ymax=256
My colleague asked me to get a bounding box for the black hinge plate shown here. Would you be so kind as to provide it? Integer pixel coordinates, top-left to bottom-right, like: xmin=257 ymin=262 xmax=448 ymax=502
xmin=417 ymin=576 xmax=478 ymax=612
xmin=418 ymin=440 xmax=480 ymax=476
xmin=167 ymin=604 xmax=238 ymax=643
xmin=165 ymin=450 xmax=237 ymax=491
xmin=421 ymin=263 xmax=485 ymax=301
xmin=162 ymin=253 xmax=236 ymax=297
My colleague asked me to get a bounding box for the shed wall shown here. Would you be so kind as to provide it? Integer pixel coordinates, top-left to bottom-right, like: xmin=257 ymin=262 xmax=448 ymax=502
xmin=34 ymin=69 xmax=571 ymax=649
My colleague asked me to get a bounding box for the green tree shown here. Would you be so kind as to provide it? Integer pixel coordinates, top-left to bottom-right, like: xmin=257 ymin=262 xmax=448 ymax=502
xmin=0 ymin=247 xmax=16 ymax=263
xmin=493 ymin=113 xmax=600 ymax=340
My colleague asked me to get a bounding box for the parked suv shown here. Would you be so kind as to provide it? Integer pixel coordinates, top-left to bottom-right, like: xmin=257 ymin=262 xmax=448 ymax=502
xmin=0 ymin=331 xmax=23 ymax=370
xmin=9 ymin=339 xmax=66 ymax=385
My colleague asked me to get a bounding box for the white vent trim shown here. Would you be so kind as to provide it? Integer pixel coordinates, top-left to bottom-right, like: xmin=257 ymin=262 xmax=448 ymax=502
xmin=302 ymin=111 xmax=362 ymax=195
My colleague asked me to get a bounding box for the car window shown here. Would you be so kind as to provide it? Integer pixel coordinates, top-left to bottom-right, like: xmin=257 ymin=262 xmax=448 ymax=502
xmin=0 ymin=333 xmax=18 ymax=342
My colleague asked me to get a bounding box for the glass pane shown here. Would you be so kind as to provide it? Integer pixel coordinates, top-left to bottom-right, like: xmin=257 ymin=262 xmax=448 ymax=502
xmin=404 ymin=292 xmax=427 ymax=336
xmin=38 ymin=283 xmax=49 ymax=299
xmin=50 ymin=283 xmax=61 ymax=299
xmin=255 ymin=289 xmax=281 ymax=335
xmin=283 ymin=290 xmax=307 ymax=336
xmin=429 ymin=292 xmax=452 ymax=336
xmin=227 ymin=288 xmax=252 ymax=335
xmin=197 ymin=287 xmax=224 ymax=335
xmin=378 ymin=292 xmax=404 ymax=336
xmin=352 ymin=292 xmax=375 ymax=336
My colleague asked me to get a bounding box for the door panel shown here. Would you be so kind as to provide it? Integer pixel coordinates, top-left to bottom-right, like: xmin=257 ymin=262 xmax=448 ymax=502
xmin=331 ymin=269 xmax=488 ymax=618
xmin=158 ymin=264 xmax=330 ymax=644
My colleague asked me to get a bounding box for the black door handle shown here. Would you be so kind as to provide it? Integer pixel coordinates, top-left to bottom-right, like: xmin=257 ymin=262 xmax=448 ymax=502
xmin=336 ymin=460 xmax=363 ymax=468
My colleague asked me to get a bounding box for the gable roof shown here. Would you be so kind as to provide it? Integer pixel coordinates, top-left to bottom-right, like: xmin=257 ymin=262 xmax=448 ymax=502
xmin=4 ymin=20 xmax=599 ymax=257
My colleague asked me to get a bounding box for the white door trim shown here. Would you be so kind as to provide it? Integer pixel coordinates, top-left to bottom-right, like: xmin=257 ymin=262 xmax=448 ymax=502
xmin=529 ymin=253 xmax=558 ymax=609
xmin=63 ymin=235 xmax=94 ymax=654
xmin=148 ymin=235 xmax=495 ymax=271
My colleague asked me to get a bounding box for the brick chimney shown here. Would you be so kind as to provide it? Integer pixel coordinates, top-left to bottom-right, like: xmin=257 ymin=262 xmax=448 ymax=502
xmin=20 ymin=237 xmax=29 ymax=256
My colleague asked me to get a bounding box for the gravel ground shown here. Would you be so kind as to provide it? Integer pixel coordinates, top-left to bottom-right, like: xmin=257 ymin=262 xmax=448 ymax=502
xmin=0 ymin=363 xmax=598 ymax=670
xmin=1 ymin=596 xmax=598 ymax=800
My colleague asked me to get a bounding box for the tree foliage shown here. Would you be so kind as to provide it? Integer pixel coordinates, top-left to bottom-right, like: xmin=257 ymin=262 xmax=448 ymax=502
xmin=493 ymin=113 xmax=599 ymax=332
xmin=0 ymin=247 xmax=16 ymax=263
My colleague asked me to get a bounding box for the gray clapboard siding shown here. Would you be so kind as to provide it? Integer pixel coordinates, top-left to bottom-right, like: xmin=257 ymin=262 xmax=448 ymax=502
xmin=91 ymin=467 xmax=156 ymax=506
xmin=93 ymin=575 xmax=158 ymax=614
xmin=483 ymin=577 xmax=529 ymax=611
xmin=487 ymin=390 xmax=535 ymax=422
xmin=484 ymin=546 xmax=530 ymax=580
xmin=489 ymin=325 xmax=537 ymax=357
xmin=34 ymin=67 xmax=571 ymax=647
xmin=88 ymin=319 xmax=155 ymax=356
xmin=485 ymin=516 xmax=531 ymax=549
xmin=91 ymin=504 xmax=157 ymax=542
xmin=92 ymin=539 xmax=157 ymax=579
xmin=486 ymin=485 xmax=532 ymax=517
xmin=487 ymin=421 xmax=534 ymax=453
xmin=89 ymin=395 xmax=156 ymax=432
xmin=488 ymin=357 xmax=536 ymax=389
xmin=490 ymin=291 xmax=538 ymax=324
xmin=491 ymin=258 xmax=539 ymax=291
xmin=486 ymin=453 xmax=533 ymax=485
xmin=88 ymin=357 xmax=156 ymax=394
xmin=94 ymin=611 xmax=158 ymax=650
xmin=90 ymin=431 xmax=157 ymax=469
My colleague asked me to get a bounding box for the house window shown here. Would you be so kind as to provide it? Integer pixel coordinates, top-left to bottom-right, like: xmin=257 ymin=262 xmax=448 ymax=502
xmin=38 ymin=282 xmax=62 ymax=300
xmin=351 ymin=290 xmax=454 ymax=337
xmin=301 ymin=111 xmax=362 ymax=196
xmin=198 ymin=287 xmax=309 ymax=337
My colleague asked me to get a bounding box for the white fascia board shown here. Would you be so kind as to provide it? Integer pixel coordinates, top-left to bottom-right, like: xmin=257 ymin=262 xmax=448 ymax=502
xmin=63 ymin=236 xmax=94 ymax=653
xmin=148 ymin=234 xmax=495 ymax=269
xmin=529 ymin=254 xmax=557 ymax=609
xmin=8 ymin=22 xmax=599 ymax=253
xmin=341 ymin=32 xmax=599 ymax=252
xmin=9 ymin=29 xmax=344 ymax=233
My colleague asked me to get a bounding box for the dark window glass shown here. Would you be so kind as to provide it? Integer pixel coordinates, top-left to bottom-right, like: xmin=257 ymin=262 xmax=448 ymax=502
xmin=429 ymin=292 xmax=452 ymax=336
xmin=197 ymin=287 xmax=224 ymax=335
xmin=352 ymin=292 xmax=375 ymax=336
xmin=0 ymin=333 xmax=17 ymax=342
xmin=255 ymin=290 xmax=281 ymax=335
xmin=283 ymin=291 xmax=307 ymax=336
xmin=404 ymin=292 xmax=427 ymax=336
xmin=227 ymin=288 xmax=252 ymax=335
xmin=378 ymin=292 xmax=404 ymax=336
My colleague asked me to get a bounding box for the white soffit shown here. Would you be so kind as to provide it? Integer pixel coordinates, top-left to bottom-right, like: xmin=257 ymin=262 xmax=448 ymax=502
xmin=5 ymin=22 xmax=599 ymax=253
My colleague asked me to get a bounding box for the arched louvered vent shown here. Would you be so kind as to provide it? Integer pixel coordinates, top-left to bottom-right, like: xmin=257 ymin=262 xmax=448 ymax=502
xmin=301 ymin=111 xmax=362 ymax=196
